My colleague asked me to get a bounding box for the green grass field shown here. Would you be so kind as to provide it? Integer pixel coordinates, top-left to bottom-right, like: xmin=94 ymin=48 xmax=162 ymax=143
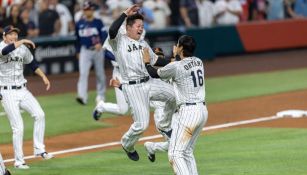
xmin=8 ymin=128 xmax=307 ymax=175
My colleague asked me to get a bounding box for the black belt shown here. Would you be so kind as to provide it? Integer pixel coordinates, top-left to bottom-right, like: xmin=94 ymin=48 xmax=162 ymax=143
xmin=128 ymin=77 xmax=149 ymax=85
xmin=1 ymin=84 xmax=26 ymax=90
xmin=185 ymin=102 xmax=206 ymax=106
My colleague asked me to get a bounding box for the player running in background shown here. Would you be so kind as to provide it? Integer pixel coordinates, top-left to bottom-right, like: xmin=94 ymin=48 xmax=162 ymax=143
xmin=0 ymin=25 xmax=53 ymax=169
xmin=75 ymin=1 xmax=108 ymax=105
xmin=143 ymin=35 xmax=208 ymax=175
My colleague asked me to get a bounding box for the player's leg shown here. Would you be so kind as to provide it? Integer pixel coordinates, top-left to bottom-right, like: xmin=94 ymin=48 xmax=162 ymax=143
xmin=168 ymin=105 xmax=208 ymax=175
xmin=149 ymin=79 xmax=176 ymax=135
xmin=1 ymin=91 xmax=26 ymax=168
xmin=121 ymin=83 xmax=150 ymax=153
xmin=0 ymin=153 xmax=6 ymax=174
xmin=77 ymin=48 xmax=93 ymax=104
xmin=184 ymin=105 xmax=208 ymax=175
xmin=19 ymin=89 xmax=53 ymax=159
xmin=93 ymin=50 xmax=106 ymax=103
xmin=96 ymin=87 xmax=128 ymax=115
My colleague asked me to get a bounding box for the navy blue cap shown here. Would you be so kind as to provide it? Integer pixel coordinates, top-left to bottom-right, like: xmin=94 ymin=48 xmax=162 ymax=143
xmin=83 ymin=1 xmax=96 ymax=10
xmin=3 ymin=25 xmax=20 ymax=35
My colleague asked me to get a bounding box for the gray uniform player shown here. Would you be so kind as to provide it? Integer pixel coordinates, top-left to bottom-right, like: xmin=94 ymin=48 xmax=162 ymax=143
xmin=108 ymin=5 xmax=176 ymax=161
xmin=0 ymin=26 xmax=53 ymax=169
xmin=143 ymin=35 xmax=208 ymax=175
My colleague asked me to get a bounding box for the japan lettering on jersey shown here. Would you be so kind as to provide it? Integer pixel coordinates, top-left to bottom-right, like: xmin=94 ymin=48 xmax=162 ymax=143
xmin=109 ymin=33 xmax=157 ymax=82
xmin=157 ymin=56 xmax=205 ymax=105
xmin=0 ymin=41 xmax=33 ymax=86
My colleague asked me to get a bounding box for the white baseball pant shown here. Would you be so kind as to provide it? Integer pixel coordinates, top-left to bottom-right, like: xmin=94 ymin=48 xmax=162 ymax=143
xmin=1 ymin=87 xmax=47 ymax=167
xmin=121 ymin=78 xmax=176 ymax=152
xmin=0 ymin=153 xmax=5 ymax=175
xmin=168 ymin=103 xmax=208 ymax=175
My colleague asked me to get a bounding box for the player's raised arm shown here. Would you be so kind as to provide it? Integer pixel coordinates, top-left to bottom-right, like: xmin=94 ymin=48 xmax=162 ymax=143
xmin=109 ymin=4 xmax=140 ymax=39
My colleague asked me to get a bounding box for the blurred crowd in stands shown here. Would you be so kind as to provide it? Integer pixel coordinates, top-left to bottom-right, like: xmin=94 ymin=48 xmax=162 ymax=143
xmin=1 ymin=0 xmax=307 ymax=38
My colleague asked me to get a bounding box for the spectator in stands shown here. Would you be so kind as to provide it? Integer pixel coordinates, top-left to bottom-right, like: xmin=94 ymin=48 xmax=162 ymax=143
xmin=23 ymin=0 xmax=39 ymax=27
xmin=38 ymin=0 xmax=61 ymax=36
xmin=248 ymin=0 xmax=266 ymax=21
xmin=169 ymin=0 xmax=181 ymax=26
xmin=294 ymin=0 xmax=307 ymax=17
xmin=106 ymin=0 xmax=132 ymax=27
xmin=20 ymin=8 xmax=39 ymax=38
xmin=135 ymin=0 xmax=154 ymax=30
xmin=213 ymin=0 xmax=242 ymax=25
xmin=49 ymin=0 xmax=75 ymax=35
xmin=197 ymin=0 xmax=214 ymax=27
xmin=179 ymin=0 xmax=199 ymax=27
xmin=0 ymin=6 xmax=5 ymax=34
xmin=143 ymin=0 xmax=171 ymax=29
xmin=266 ymin=0 xmax=284 ymax=20
xmin=3 ymin=4 xmax=28 ymax=37
xmin=284 ymin=0 xmax=301 ymax=18
xmin=60 ymin=0 xmax=77 ymax=16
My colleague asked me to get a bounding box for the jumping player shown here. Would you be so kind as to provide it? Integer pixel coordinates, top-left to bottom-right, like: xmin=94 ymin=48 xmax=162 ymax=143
xmin=143 ymin=35 xmax=208 ymax=174
xmin=75 ymin=1 xmax=108 ymax=105
xmin=108 ymin=4 xmax=176 ymax=161
xmin=0 ymin=25 xmax=53 ymax=169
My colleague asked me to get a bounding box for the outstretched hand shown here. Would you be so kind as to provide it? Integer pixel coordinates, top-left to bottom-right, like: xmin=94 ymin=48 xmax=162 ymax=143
xmin=124 ymin=4 xmax=140 ymax=16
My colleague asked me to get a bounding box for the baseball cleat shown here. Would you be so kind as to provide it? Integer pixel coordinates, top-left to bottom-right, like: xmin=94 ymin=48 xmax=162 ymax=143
xmin=122 ymin=146 xmax=139 ymax=161
xmin=4 ymin=169 xmax=11 ymax=175
xmin=15 ymin=163 xmax=30 ymax=169
xmin=144 ymin=142 xmax=156 ymax=162
xmin=76 ymin=97 xmax=86 ymax=105
xmin=93 ymin=110 xmax=102 ymax=121
xmin=37 ymin=152 xmax=54 ymax=160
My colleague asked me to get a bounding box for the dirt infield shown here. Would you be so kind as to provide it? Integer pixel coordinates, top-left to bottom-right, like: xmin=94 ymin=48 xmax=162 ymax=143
xmin=1 ymin=49 xmax=307 ymax=162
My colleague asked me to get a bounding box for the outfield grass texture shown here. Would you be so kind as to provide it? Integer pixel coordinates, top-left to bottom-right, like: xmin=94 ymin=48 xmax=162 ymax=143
xmin=9 ymin=128 xmax=307 ymax=175
xmin=1 ymin=68 xmax=307 ymax=174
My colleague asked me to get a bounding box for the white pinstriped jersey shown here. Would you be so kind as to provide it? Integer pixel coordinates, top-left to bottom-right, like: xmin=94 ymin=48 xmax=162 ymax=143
xmin=109 ymin=33 xmax=157 ymax=82
xmin=0 ymin=41 xmax=33 ymax=86
xmin=158 ymin=56 xmax=205 ymax=105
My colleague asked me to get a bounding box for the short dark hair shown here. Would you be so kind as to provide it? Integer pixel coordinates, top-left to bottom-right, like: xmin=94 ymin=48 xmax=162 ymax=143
xmin=126 ymin=13 xmax=144 ymax=26
xmin=177 ymin=35 xmax=196 ymax=57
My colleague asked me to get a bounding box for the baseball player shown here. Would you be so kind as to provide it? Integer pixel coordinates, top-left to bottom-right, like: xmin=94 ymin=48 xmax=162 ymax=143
xmin=0 ymin=25 xmax=53 ymax=169
xmin=0 ymin=153 xmax=11 ymax=175
xmin=108 ymin=4 xmax=176 ymax=161
xmin=93 ymin=24 xmax=146 ymax=118
xmin=143 ymin=35 xmax=208 ymax=175
xmin=75 ymin=1 xmax=108 ymax=105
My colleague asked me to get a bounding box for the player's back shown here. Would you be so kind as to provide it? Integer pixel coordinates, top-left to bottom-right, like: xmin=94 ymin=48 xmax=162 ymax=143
xmin=173 ymin=56 xmax=205 ymax=105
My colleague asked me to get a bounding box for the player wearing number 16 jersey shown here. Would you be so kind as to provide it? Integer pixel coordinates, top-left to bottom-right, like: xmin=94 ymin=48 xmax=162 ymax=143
xmin=143 ymin=35 xmax=208 ymax=175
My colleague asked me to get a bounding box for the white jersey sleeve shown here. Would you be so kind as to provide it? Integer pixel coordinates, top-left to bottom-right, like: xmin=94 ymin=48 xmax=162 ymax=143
xmin=157 ymin=61 xmax=178 ymax=80
xmin=22 ymin=45 xmax=34 ymax=64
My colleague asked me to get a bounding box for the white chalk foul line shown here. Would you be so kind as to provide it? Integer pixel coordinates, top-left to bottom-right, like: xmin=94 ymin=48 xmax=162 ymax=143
xmin=3 ymin=115 xmax=283 ymax=163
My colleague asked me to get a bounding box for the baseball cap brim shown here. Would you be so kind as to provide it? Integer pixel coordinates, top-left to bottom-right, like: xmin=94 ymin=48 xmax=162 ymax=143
xmin=3 ymin=27 xmax=20 ymax=35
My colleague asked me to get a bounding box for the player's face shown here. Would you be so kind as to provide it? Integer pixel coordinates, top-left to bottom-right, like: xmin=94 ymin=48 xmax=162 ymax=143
xmin=127 ymin=19 xmax=144 ymax=40
xmin=3 ymin=32 xmax=18 ymax=44
xmin=83 ymin=9 xmax=94 ymax=18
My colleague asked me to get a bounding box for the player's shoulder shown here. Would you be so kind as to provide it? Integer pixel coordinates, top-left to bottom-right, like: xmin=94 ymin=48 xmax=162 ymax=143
xmin=0 ymin=41 xmax=6 ymax=49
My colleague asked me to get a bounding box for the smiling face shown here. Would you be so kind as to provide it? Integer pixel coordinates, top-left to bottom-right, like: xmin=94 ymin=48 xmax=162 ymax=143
xmin=3 ymin=31 xmax=18 ymax=44
xmin=126 ymin=19 xmax=144 ymax=40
